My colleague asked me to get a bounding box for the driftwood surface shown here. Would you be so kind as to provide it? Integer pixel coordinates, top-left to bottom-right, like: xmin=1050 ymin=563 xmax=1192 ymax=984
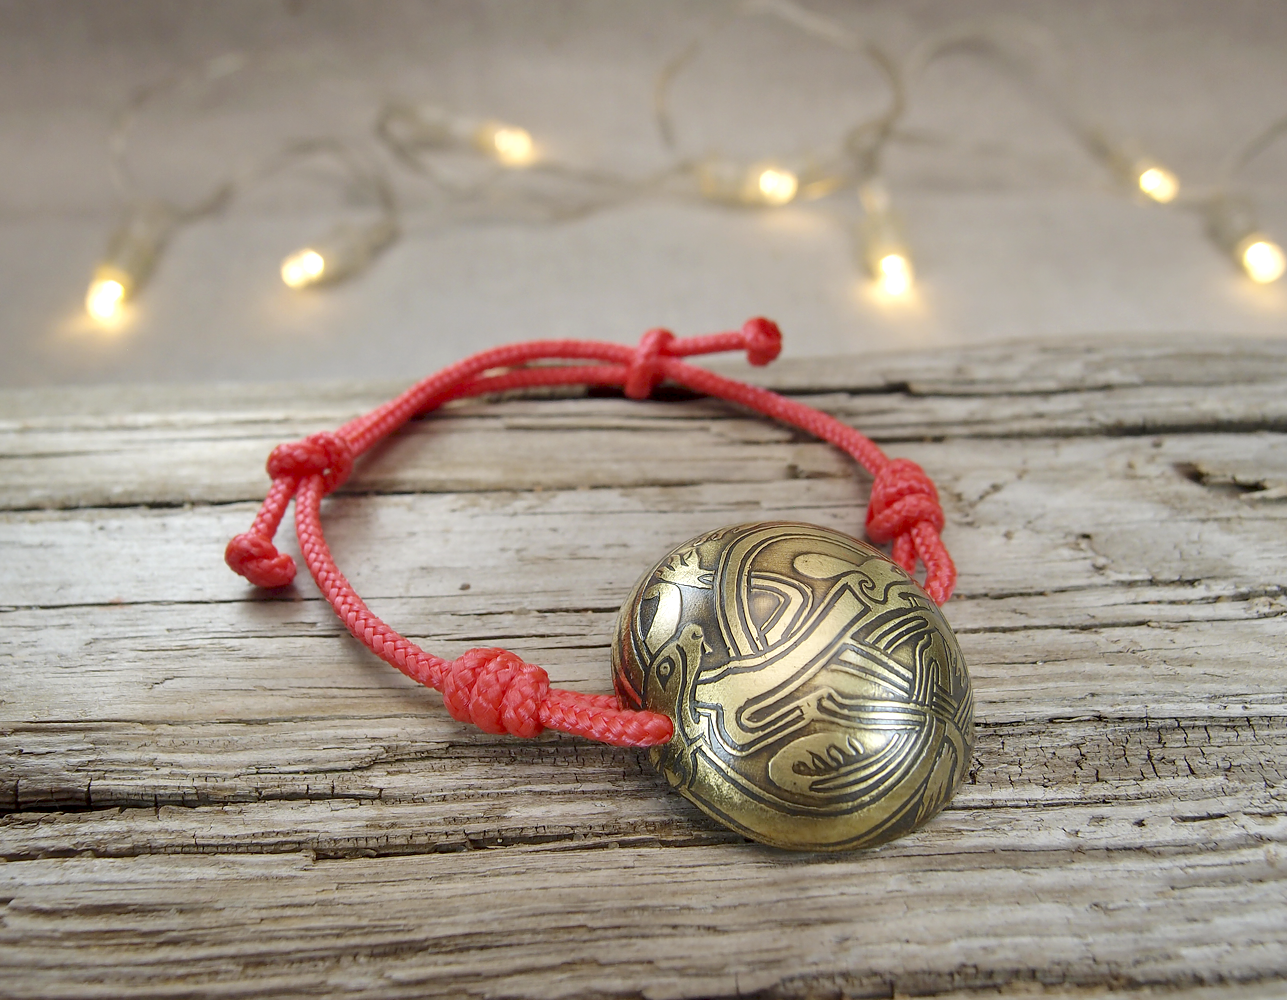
xmin=1 ymin=335 xmax=1286 ymax=999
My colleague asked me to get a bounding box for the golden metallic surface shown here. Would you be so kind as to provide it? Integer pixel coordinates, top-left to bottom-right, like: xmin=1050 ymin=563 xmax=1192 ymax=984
xmin=613 ymin=522 xmax=974 ymax=851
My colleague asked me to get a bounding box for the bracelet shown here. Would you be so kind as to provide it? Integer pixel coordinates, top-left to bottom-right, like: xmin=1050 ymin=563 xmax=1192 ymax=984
xmin=225 ymin=319 xmax=973 ymax=850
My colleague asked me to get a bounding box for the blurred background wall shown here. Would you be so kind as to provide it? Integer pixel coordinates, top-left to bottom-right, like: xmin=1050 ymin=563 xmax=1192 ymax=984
xmin=1 ymin=0 xmax=1284 ymax=388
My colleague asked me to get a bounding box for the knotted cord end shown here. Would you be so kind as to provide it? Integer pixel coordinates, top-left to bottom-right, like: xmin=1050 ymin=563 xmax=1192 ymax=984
xmin=741 ymin=316 xmax=782 ymax=366
xmin=225 ymin=532 xmax=297 ymax=588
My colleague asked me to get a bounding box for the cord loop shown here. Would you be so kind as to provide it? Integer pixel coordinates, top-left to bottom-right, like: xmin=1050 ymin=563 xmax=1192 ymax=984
xmin=224 ymin=320 xmax=955 ymax=747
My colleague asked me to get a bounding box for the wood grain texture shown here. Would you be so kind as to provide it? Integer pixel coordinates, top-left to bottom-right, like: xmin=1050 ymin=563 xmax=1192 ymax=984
xmin=2 ymin=335 xmax=1285 ymax=998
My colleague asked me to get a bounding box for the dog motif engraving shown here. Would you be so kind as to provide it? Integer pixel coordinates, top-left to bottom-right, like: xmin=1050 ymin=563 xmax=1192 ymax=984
xmin=613 ymin=522 xmax=973 ymax=850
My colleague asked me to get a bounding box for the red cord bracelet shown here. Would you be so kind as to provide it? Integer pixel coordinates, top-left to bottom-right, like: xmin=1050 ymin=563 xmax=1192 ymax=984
xmin=226 ymin=319 xmax=971 ymax=850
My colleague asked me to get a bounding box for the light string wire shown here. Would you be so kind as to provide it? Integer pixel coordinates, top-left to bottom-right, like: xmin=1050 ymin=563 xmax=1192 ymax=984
xmin=89 ymin=49 xmax=399 ymax=320
xmin=884 ymin=19 xmax=1282 ymax=284
xmin=375 ymin=101 xmax=679 ymax=224
xmin=86 ymin=1 xmax=1285 ymax=324
xmin=1199 ymin=112 xmax=1287 ymax=283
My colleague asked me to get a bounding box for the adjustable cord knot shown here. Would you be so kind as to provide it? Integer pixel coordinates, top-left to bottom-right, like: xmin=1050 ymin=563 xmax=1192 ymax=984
xmin=625 ymin=327 xmax=676 ymax=400
xmin=740 ymin=316 xmax=782 ymax=366
xmin=267 ymin=431 xmax=354 ymax=494
xmin=442 ymin=648 xmax=551 ymax=738
xmin=866 ymin=458 xmax=945 ymax=544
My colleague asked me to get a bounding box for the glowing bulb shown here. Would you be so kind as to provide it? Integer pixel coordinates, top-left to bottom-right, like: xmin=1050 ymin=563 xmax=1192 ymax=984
xmin=877 ymin=253 xmax=913 ymax=296
xmin=1239 ymin=236 xmax=1286 ymax=284
xmin=82 ymin=203 xmax=175 ymax=324
xmin=756 ymin=167 xmax=799 ymax=206
xmin=280 ymin=249 xmax=327 ymax=289
xmin=85 ymin=275 xmax=127 ymax=322
xmin=857 ymin=182 xmax=915 ymax=299
xmin=493 ymin=127 xmax=534 ymax=165
xmin=1137 ymin=165 xmax=1179 ymax=204
xmin=475 ymin=122 xmax=534 ymax=167
xmin=695 ymin=159 xmax=802 ymax=207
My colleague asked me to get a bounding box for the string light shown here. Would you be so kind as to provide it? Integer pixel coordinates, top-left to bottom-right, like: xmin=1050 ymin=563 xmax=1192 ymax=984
xmin=696 ymin=158 xmax=801 ymax=207
xmin=876 ymin=253 xmax=913 ymax=296
xmin=1239 ymin=235 xmax=1286 ymax=284
xmin=755 ymin=166 xmax=800 ymax=205
xmin=280 ymin=249 xmax=326 ymax=289
xmin=83 ymin=202 xmax=178 ymax=325
xmin=1136 ymin=163 xmax=1180 ymax=204
xmin=100 ymin=56 xmax=398 ymax=317
xmin=85 ymin=272 xmax=128 ymax=323
xmin=1206 ymin=112 xmax=1287 ymax=284
xmin=858 ymin=183 xmax=914 ymax=296
xmin=92 ymin=52 xmax=252 ymax=322
xmin=1203 ymin=196 xmax=1284 ymax=284
xmin=279 ymin=219 xmax=398 ymax=291
xmin=379 ymin=104 xmax=538 ymax=170
xmin=265 ymin=138 xmax=400 ymax=292
xmin=651 ymin=3 xmax=884 ymax=216
xmin=474 ymin=121 xmax=536 ymax=167
xmin=89 ymin=3 xmax=1287 ymax=322
xmin=1069 ymin=131 xmax=1184 ymax=204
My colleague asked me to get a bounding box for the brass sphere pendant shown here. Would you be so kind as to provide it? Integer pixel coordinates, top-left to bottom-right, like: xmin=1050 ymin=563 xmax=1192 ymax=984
xmin=613 ymin=522 xmax=974 ymax=851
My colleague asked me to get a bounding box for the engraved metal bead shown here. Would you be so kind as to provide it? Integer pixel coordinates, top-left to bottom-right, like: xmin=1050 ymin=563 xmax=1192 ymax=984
xmin=613 ymin=521 xmax=974 ymax=850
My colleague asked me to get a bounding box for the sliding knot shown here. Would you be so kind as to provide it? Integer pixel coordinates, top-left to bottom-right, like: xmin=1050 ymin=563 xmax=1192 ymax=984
xmin=442 ymin=648 xmax=550 ymax=738
xmin=866 ymin=458 xmax=945 ymax=544
xmin=741 ymin=316 xmax=782 ymax=366
xmin=266 ymin=432 xmax=354 ymax=494
xmin=225 ymin=532 xmax=296 ymax=589
xmin=625 ymin=328 xmax=676 ymax=400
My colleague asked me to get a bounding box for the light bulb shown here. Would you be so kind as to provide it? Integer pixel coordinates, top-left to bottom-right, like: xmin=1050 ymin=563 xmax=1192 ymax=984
xmin=83 ymin=203 xmax=176 ymax=324
xmin=1239 ymin=235 xmax=1286 ymax=284
xmin=1205 ymin=198 xmax=1285 ymax=284
xmin=281 ymin=249 xmax=327 ymax=289
xmin=474 ymin=121 xmax=535 ymax=167
xmin=1083 ymin=133 xmax=1181 ymax=205
xmin=1137 ymin=165 xmax=1179 ymax=204
xmin=756 ymin=167 xmax=799 ymax=206
xmin=858 ymin=182 xmax=914 ymax=297
xmin=696 ymin=159 xmax=800 ymax=207
xmin=280 ymin=219 xmax=397 ymax=291
xmin=85 ymin=271 xmax=128 ymax=323
xmin=877 ymin=253 xmax=913 ymax=296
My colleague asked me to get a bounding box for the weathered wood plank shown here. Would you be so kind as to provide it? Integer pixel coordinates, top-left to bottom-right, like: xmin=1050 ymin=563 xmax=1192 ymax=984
xmin=3 ymin=336 xmax=1287 ymax=513
xmin=2 ymin=336 xmax=1285 ymax=998
xmin=5 ymin=385 xmax=1287 ymax=511
xmin=2 ymin=429 xmax=1284 ymax=607
xmin=3 ymin=713 xmax=1283 ymax=857
xmin=3 ymin=334 xmax=1286 ymax=421
xmin=3 ymin=840 xmax=1285 ymax=1000
xmin=4 ymin=594 xmax=1286 ymax=721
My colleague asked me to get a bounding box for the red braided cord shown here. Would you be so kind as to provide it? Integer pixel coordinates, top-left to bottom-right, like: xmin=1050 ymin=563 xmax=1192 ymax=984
xmin=225 ymin=318 xmax=955 ymax=748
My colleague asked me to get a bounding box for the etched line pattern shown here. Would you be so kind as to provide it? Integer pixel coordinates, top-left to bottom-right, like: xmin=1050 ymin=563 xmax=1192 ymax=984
xmin=615 ymin=521 xmax=974 ymax=850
